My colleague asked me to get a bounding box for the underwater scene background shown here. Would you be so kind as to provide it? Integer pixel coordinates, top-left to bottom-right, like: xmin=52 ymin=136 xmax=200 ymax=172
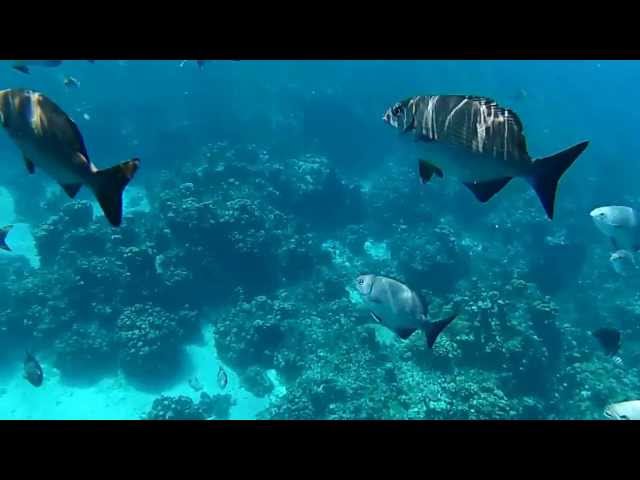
xmin=0 ymin=60 xmax=639 ymax=420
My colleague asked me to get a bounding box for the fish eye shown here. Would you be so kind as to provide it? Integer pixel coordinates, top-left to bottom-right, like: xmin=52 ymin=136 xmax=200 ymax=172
xmin=392 ymin=104 xmax=402 ymax=116
xmin=358 ymin=279 xmax=364 ymax=285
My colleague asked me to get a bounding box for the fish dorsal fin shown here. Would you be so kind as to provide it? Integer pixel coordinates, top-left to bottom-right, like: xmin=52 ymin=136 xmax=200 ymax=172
xmin=23 ymin=155 xmax=35 ymax=174
xmin=60 ymin=183 xmax=82 ymax=199
xmin=464 ymin=178 xmax=512 ymax=203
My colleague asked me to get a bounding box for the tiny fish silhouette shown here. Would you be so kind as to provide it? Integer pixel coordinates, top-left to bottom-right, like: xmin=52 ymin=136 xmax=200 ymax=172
xmin=217 ymin=366 xmax=228 ymax=390
xmin=23 ymin=351 xmax=43 ymax=387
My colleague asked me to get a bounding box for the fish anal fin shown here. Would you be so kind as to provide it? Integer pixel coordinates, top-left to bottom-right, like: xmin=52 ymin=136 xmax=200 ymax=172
xmin=395 ymin=328 xmax=417 ymax=340
xmin=464 ymin=178 xmax=512 ymax=203
xmin=24 ymin=156 xmax=35 ymax=174
xmin=418 ymin=160 xmax=444 ymax=184
xmin=60 ymin=183 xmax=82 ymax=199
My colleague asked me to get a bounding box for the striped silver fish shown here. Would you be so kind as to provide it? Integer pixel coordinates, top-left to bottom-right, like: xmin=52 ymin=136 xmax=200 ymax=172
xmin=383 ymin=95 xmax=589 ymax=219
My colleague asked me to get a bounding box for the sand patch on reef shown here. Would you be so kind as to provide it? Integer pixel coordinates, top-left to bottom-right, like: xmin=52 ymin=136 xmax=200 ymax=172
xmin=0 ymin=326 xmax=271 ymax=420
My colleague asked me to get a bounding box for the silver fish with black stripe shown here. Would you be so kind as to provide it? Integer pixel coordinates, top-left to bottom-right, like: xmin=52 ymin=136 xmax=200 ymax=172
xmin=383 ymin=95 xmax=589 ymax=219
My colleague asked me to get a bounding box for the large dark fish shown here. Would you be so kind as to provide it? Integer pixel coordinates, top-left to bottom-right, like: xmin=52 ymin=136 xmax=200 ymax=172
xmin=0 ymin=89 xmax=140 ymax=227
xmin=592 ymin=327 xmax=621 ymax=357
xmin=355 ymin=274 xmax=457 ymax=349
xmin=383 ymin=95 xmax=589 ymax=219
xmin=0 ymin=225 xmax=13 ymax=251
xmin=23 ymin=351 xmax=43 ymax=387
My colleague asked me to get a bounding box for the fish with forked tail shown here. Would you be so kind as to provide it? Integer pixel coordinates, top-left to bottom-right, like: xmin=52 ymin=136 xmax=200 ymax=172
xmin=0 ymin=89 xmax=140 ymax=227
xmin=0 ymin=225 xmax=13 ymax=251
xmin=382 ymin=95 xmax=589 ymax=219
xmin=355 ymin=274 xmax=457 ymax=349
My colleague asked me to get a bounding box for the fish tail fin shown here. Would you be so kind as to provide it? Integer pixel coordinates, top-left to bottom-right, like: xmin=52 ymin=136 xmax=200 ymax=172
xmin=91 ymin=159 xmax=140 ymax=227
xmin=424 ymin=313 xmax=458 ymax=349
xmin=528 ymin=141 xmax=589 ymax=219
xmin=0 ymin=224 xmax=13 ymax=251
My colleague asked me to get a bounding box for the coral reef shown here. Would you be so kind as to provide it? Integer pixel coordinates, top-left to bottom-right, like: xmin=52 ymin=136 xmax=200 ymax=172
xmin=146 ymin=392 xmax=235 ymax=420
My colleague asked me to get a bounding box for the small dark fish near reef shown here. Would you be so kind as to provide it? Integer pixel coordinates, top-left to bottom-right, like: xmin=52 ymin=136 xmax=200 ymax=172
xmin=0 ymin=89 xmax=140 ymax=227
xmin=383 ymin=95 xmax=589 ymax=219
xmin=23 ymin=351 xmax=44 ymax=387
xmin=0 ymin=225 xmax=13 ymax=251
xmin=592 ymin=327 xmax=621 ymax=357
xmin=217 ymin=366 xmax=228 ymax=390
xmin=355 ymin=274 xmax=457 ymax=349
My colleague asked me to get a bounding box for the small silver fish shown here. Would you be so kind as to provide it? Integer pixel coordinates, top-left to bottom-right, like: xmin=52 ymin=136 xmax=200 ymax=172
xmin=355 ymin=274 xmax=457 ymax=348
xmin=604 ymin=400 xmax=640 ymax=420
xmin=591 ymin=206 xmax=640 ymax=251
xmin=383 ymin=95 xmax=589 ymax=219
xmin=612 ymin=356 xmax=624 ymax=366
xmin=610 ymin=250 xmax=638 ymax=276
xmin=217 ymin=366 xmax=228 ymax=390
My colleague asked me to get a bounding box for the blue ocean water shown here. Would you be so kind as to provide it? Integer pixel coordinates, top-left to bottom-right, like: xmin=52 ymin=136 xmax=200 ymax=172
xmin=0 ymin=60 xmax=639 ymax=419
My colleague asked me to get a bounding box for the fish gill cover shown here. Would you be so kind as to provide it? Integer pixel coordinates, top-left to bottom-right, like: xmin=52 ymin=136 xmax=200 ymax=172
xmin=0 ymin=60 xmax=639 ymax=420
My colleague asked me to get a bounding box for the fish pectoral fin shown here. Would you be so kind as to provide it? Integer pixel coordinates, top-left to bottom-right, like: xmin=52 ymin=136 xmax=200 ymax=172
xmin=60 ymin=183 xmax=82 ymax=199
xmin=463 ymin=178 xmax=512 ymax=203
xmin=370 ymin=312 xmax=384 ymax=324
xmin=395 ymin=328 xmax=417 ymax=340
xmin=24 ymin=156 xmax=35 ymax=174
xmin=418 ymin=160 xmax=444 ymax=184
